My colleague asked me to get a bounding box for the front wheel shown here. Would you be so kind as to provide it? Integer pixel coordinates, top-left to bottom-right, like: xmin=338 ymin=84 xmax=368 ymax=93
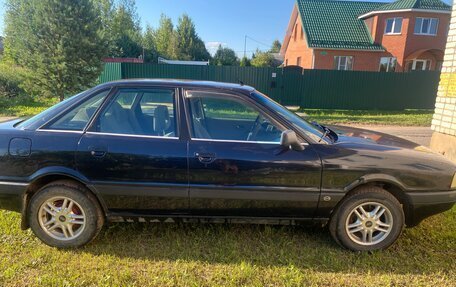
xmin=28 ymin=180 xmax=104 ymax=248
xmin=329 ymin=186 xmax=404 ymax=251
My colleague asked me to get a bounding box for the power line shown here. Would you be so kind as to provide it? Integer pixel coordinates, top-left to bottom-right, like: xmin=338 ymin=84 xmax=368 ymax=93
xmin=243 ymin=35 xmax=272 ymax=58
xmin=245 ymin=36 xmax=271 ymax=48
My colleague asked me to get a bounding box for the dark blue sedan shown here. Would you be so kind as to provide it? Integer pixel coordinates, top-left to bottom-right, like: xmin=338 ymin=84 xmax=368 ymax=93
xmin=0 ymin=79 xmax=455 ymax=251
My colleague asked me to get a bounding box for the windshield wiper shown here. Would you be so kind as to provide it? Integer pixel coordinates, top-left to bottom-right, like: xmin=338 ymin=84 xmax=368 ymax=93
xmin=311 ymin=121 xmax=338 ymax=143
xmin=318 ymin=128 xmax=330 ymax=143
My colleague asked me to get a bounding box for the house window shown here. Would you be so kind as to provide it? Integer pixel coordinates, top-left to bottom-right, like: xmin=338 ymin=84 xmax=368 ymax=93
xmin=285 ymin=59 xmax=288 ymax=66
xmin=411 ymin=59 xmax=432 ymax=71
xmin=414 ymin=18 xmax=438 ymax=35
xmin=379 ymin=57 xmax=397 ymax=72
xmin=300 ymin=28 xmax=304 ymax=40
xmin=385 ymin=18 xmax=403 ymax=34
xmin=297 ymin=57 xmax=302 ymax=66
xmin=436 ymin=61 xmax=443 ymax=71
xmin=294 ymin=23 xmax=298 ymax=41
xmin=334 ymin=56 xmax=353 ymax=71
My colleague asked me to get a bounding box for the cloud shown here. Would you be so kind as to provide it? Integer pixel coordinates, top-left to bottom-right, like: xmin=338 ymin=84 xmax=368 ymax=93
xmin=205 ymin=41 xmax=227 ymax=55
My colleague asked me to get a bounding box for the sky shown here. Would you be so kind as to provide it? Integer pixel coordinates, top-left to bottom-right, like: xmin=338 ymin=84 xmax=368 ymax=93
xmin=0 ymin=0 xmax=297 ymax=57
xmin=134 ymin=0 xmax=296 ymax=57
xmin=0 ymin=0 xmax=453 ymax=57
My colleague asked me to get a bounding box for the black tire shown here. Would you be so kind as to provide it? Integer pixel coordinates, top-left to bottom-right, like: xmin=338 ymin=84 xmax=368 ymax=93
xmin=329 ymin=186 xmax=404 ymax=251
xmin=28 ymin=180 xmax=104 ymax=248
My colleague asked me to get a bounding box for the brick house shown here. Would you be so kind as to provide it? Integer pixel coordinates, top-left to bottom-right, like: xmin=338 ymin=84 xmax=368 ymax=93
xmin=281 ymin=0 xmax=452 ymax=72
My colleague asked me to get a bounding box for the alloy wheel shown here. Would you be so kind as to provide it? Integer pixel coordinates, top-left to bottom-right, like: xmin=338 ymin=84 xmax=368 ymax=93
xmin=37 ymin=197 xmax=86 ymax=241
xmin=345 ymin=202 xmax=393 ymax=246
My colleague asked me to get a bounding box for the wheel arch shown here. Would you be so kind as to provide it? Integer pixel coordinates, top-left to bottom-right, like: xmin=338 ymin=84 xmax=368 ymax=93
xmin=339 ymin=175 xmax=412 ymax=225
xmin=21 ymin=168 xmax=107 ymax=230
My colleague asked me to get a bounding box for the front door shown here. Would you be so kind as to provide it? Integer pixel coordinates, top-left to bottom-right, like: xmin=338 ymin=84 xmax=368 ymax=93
xmin=185 ymin=90 xmax=322 ymax=218
xmin=76 ymin=87 xmax=189 ymax=214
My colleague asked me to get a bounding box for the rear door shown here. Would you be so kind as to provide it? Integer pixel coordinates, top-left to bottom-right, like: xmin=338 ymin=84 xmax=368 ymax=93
xmin=76 ymin=86 xmax=189 ymax=214
xmin=185 ymin=90 xmax=322 ymax=218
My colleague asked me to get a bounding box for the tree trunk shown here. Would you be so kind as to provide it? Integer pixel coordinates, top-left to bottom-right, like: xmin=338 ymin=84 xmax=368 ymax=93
xmin=59 ymin=92 xmax=65 ymax=102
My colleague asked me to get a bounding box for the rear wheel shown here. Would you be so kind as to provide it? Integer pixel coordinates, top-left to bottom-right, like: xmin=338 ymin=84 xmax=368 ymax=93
xmin=329 ymin=186 xmax=404 ymax=251
xmin=28 ymin=181 xmax=104 ymax=248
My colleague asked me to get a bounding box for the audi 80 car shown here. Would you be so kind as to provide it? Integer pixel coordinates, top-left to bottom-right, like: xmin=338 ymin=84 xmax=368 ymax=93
xmin=0 ymin=79 xmax=455 ymax=251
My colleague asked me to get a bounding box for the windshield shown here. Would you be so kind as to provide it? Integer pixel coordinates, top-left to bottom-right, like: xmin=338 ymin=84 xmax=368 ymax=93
xmin=251 ymin=91 xmax=325 ymax=143
xmin=16 ymin=91 xmax=85 ymax=130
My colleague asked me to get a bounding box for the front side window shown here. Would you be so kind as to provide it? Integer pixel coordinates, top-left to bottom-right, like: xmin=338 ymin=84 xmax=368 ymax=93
xmin=187 ymin=91 xmax=284 ymax=143
xmin=251 ymin=91 xmax=323 ymax=143
xmin=379 ymin=57 xmax=397 ymax=72
xmin=414 ymin=18 xmax=438 ymax=35
xmin=334 ymin=56 xmax=353 ymax=71
xmin=385 ymin=17 xmax=403 ymax=34
xmin=93 ymin=88 xmax=177 ymax=137
xmin=47 ymin=90 xmax=109 ymax=131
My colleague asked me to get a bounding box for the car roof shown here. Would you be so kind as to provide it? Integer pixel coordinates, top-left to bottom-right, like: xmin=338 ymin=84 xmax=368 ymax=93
xmin=97 ymin=79 xmax=256 ymax=93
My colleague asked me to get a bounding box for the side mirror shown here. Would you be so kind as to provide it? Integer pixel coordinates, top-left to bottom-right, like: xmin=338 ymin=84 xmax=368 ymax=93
xmin=280 ymin=130 xmax=304 ymax=151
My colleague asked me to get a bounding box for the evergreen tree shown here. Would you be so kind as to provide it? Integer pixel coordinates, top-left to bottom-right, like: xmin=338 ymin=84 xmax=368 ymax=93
xmin=4 ymin=0 xmax=107 ymax=100
xmin=269 ymin=40 xmax=282 ymax=53
xmin=142 ymin=24 xmax=157 ymax=63
xmin=3 ymin=0 xmax=35 ymax=65
xmin=155 ymin=14 xmax=176 ymax=59
xmin=175 ymin=14 xmax=210 ymax=61
xmin=109 ymin=0 xmax=143 ymax=58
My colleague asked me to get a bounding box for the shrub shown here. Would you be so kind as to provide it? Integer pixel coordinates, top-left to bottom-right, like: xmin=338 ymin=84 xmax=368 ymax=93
xmin=0 ymin=63 xmax=28 ymax=103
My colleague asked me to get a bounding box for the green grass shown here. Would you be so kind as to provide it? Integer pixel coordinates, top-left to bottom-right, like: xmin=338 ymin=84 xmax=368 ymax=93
xmin=299 ymin=109 xmax=434 ymax=126
xmin=0 ymin=207 xmax=455 ymax=286
xmin=0 ymin=97 xmax=434 ymax=127
xmin=0 ymin=97 xmax=56 ymax=118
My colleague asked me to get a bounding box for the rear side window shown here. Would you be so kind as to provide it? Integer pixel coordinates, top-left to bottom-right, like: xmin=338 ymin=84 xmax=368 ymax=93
xmin=94 ymin=88 xmax=177 ymax=137
xmin=46 ymin=90 xmax=109 ymax=131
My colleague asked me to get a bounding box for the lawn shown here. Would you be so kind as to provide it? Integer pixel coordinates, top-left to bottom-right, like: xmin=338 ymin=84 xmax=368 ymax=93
xmin=0 ymin=97 xmax=57 ymax=118
xmin=0 ymin=97 xmax=434 ymax=127
xmin=299 ymin=109 xmax=434 ymax=126
xmin=0 ymin=206 xmax=455 ymax=287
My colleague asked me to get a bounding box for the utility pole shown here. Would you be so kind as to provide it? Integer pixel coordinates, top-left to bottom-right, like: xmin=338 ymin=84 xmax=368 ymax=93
xmin=244 ymin=35 xmax=247 ymax=59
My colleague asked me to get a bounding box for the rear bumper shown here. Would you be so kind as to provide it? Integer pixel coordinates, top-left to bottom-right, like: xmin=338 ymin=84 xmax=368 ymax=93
xmin=0 ymin=182 xmax=27 ymax=213
xmin=405 ymin=189 xmax=456 ymax=227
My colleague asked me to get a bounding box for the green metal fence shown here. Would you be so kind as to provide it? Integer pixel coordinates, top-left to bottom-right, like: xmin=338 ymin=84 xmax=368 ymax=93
xmin=98 ymin=63 xmax=440 ymax=110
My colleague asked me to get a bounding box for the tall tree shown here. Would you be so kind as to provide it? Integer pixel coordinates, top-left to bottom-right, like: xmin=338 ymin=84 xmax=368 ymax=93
xmin=154 ymin=14 xmax=176 ymax=59
xmin=175 ymin=14 xmax=210 ymax=61
xmin=269 ymin=40 xmax=282 ymax=53
xmin=109 ymin=0 xmax=143 ymax=58
xmin=212 ymin=45 xmax=238 ymax=66
xmin=4 ymin=0 xmax=107 ymax=100
xmin=93 ymin=0 xmax=115 ymax=56
xmin=142 ymin=24 xmax=157 ymax=63
xmin=0 ymin=36 xmax=4 ymax=57
xmin=3 ymin=0 xmax=34 ymax=65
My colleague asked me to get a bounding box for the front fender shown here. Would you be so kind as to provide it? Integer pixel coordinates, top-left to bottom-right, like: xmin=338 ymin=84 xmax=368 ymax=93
xmin=344 ymin=173 xmax=407 ymax=192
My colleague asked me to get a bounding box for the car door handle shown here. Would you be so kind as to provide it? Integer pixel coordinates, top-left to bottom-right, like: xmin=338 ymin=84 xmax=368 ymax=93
xmin=89 ymin=146 xmax=107 ymax=158
xmin=195 ymin=152 xmax=216 ymax=164
xmin=91 ymin=150 xmax=106 ymax=158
